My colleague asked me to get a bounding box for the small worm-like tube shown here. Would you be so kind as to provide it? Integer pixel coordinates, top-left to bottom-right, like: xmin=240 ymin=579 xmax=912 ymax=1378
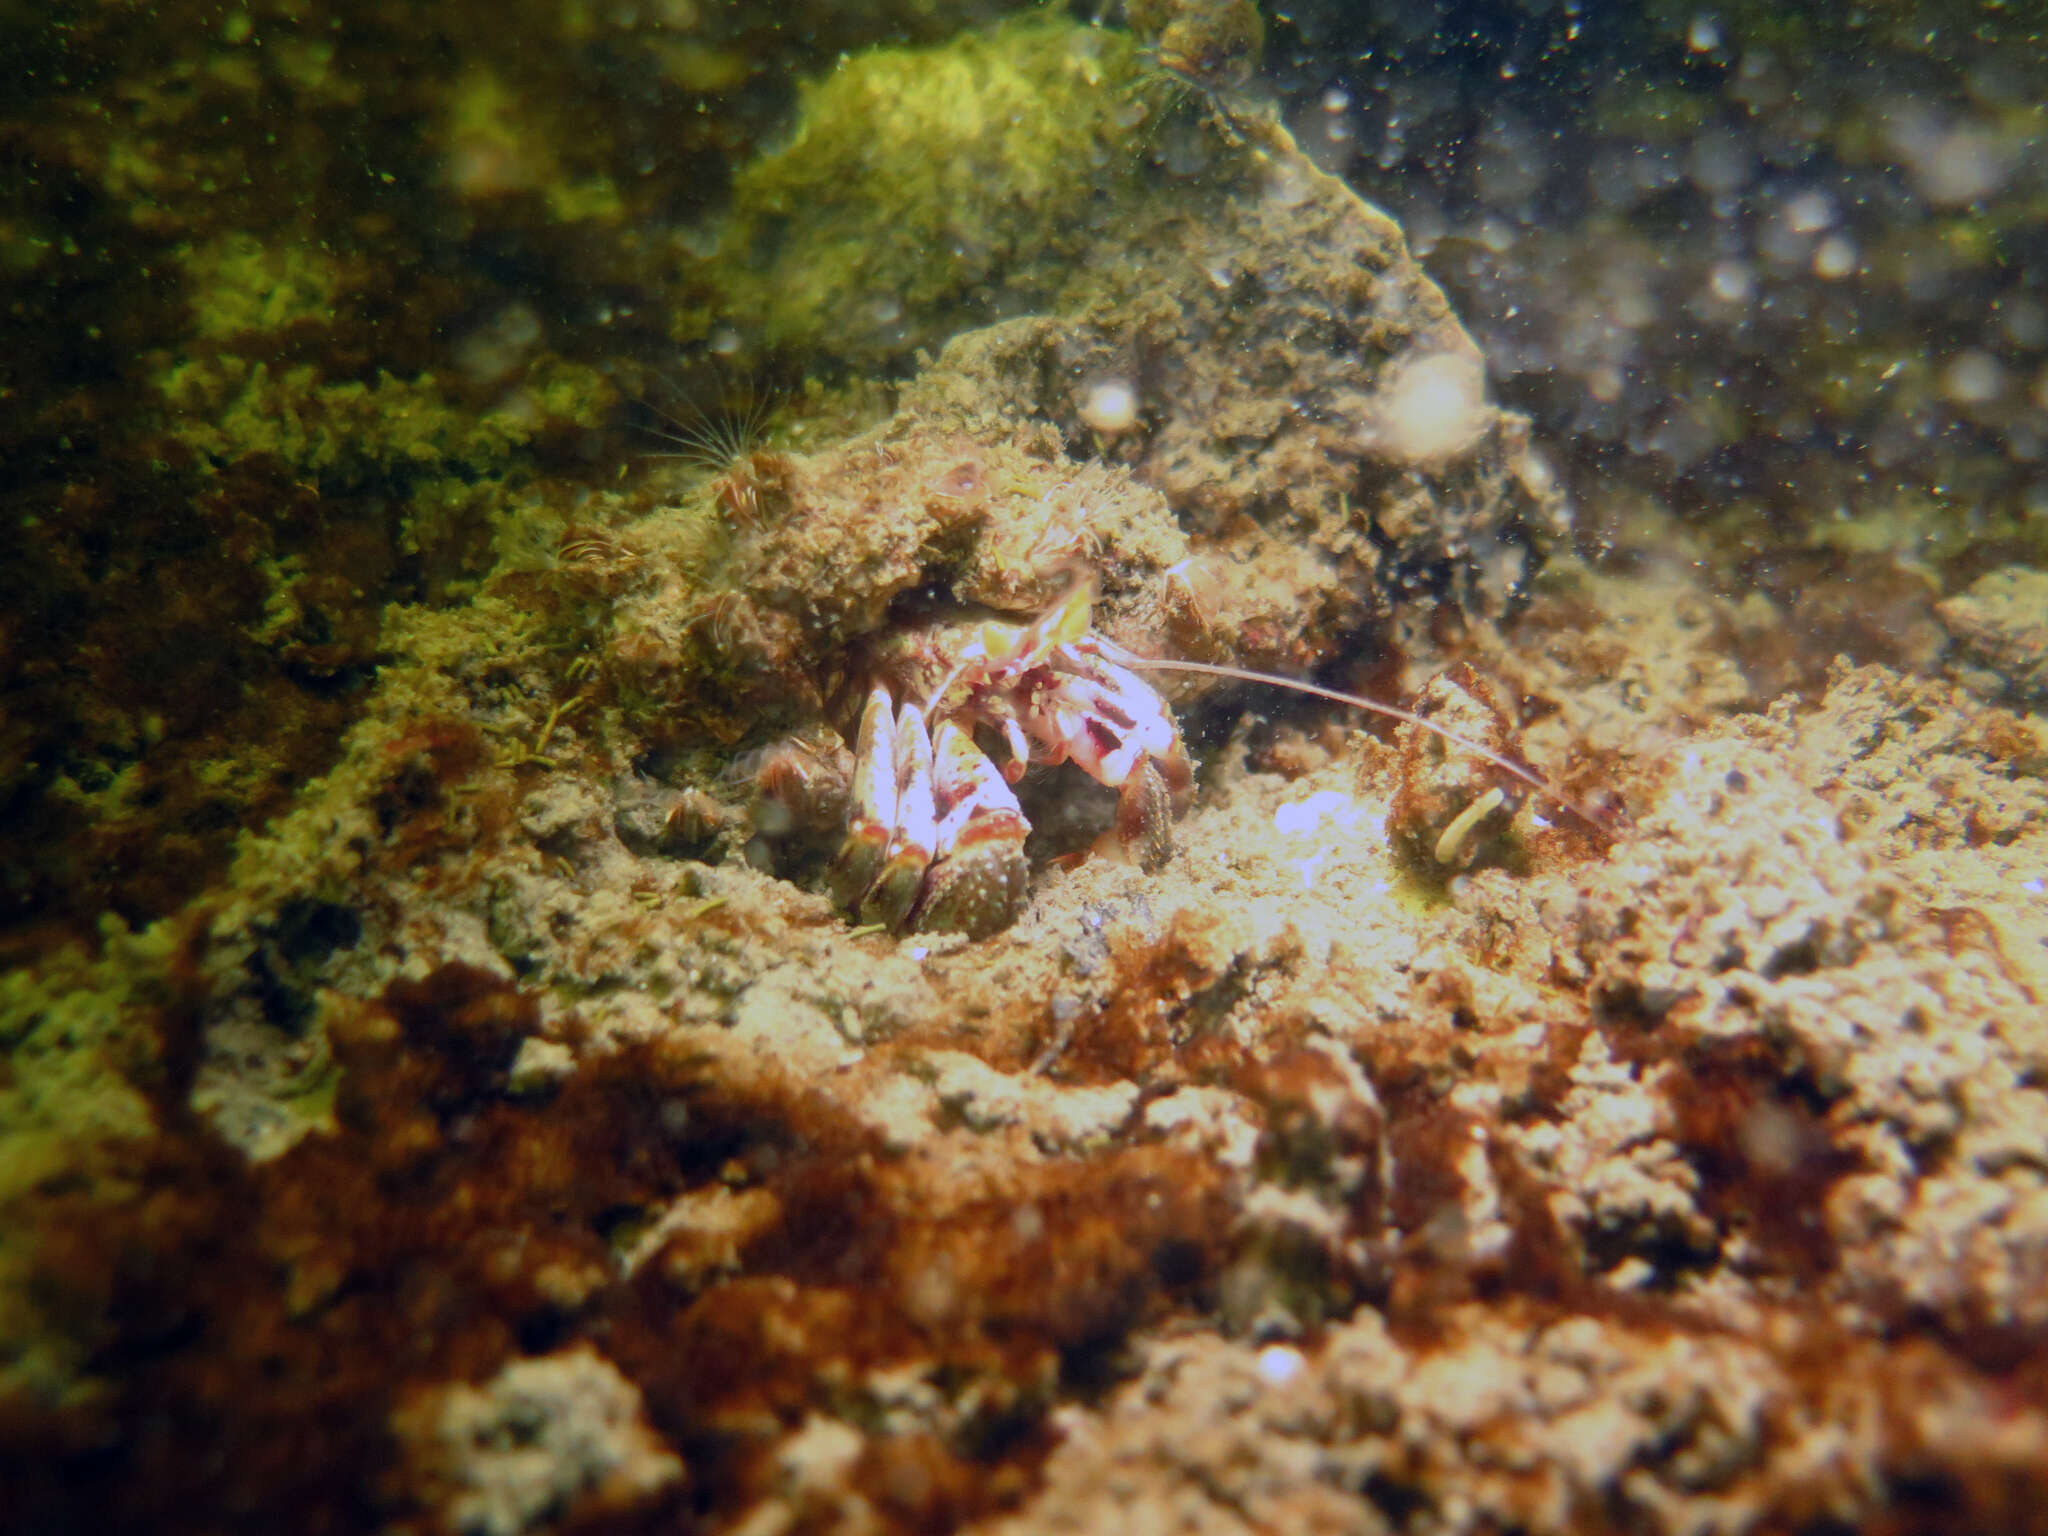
xmin=1435 ymin=785 xmax=1507 ymax=866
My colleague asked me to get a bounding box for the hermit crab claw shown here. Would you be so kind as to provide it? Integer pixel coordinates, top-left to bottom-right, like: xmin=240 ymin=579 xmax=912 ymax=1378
xmin=831 ymin=687 xmax=1030 ymax=938
xmin=830 ymin=685 xmax=935 ymax=929
xmin=915 ymin=721 xmax=1030 ymax=938
xmin=829 ymin=584 xmax=1193 ymax=939
xmin=1020 ymin=636 xmax=1194 ymax=875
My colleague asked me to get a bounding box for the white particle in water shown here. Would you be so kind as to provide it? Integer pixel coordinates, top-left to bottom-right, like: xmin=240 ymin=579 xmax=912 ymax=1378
xmin=1888 ymin=113 xmax=2017 ymax=207
xmin=1079 ymin=379 xmax=1139 ymax=435
xmin=1783 ymin=188 xmax=1836 ymax=234
xmin=1257 ymin=1345 xmax=1306 ymax=1386
xmin=1359 ymin=349 xmax=1491 ymax=466
xmin=1812 ymin=234 xmax=1857 ymax=279
xmin=1941 ymin=350 xmax=2007 ymax=406
xmin=1708 ymin=259 xmax=1754 ymax=304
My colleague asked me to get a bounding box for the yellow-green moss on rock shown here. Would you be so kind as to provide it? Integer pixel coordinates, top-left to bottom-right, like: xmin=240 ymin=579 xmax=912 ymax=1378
xmin=0 ymin=922 xmax=176 ymax=1412
xmin=155 ymin=356 xmax=615 ymax=483
xmin=686 ymin=12 xmax=1156 ymax=367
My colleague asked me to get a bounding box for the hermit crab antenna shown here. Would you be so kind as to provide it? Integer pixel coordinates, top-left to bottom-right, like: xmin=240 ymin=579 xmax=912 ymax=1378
xmin=1126 ymin=655 xmax=1616 ymax=836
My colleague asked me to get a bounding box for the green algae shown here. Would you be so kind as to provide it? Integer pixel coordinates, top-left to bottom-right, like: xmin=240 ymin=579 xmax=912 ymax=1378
xmin=177 ymin=231 xmax=350 ymax=340
xmin=440 ymin=65 xmax=629 ymax=224
xmin=148 ymin=344 xmax=623 ymax=609
xmin=154 ymin=222 xmax=622 ymax=580
xmin=0 ymin=926 xmax=170 ymax=1211
xmin=0 ymin=920 xmax=177 ymax=1411
xmin=154 ymin=356 xmax=615 ymax=485
xmin=683 ymin=11 xmax=1158 ymax=368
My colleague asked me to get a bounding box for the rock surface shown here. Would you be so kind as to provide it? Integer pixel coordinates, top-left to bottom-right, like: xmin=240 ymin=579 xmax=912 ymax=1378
xmin=4 ymin=8 xmax=2047 ymax=1536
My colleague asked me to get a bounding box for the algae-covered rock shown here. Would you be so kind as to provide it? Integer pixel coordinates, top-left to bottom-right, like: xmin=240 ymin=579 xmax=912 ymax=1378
xmin=908 ymin=131 xmax=1564 ymax=654
xmin=625 ymin=23 xmax=1561 ymax=734
xmin=679 ymin=12 xmax=1561 ymax=688
xmin=0 ymin=923 xmax=175 ymax=1412
xmin=686 ymin=12 xmax=1158 ymax=367
xmin=1940 ymin=565 xmax=2048 ymax=705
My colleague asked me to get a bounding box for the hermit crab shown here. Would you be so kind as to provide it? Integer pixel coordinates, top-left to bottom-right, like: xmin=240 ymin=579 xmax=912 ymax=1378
xmin=829 ymin=580 xmax=1193 ymax=939
xmin=816 ymin=579 xmax=1614 ymax=941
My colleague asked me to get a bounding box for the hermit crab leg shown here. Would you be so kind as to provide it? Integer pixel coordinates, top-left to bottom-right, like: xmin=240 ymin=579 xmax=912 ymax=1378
xmin=1001 ymin=640 xmax=1192 ymax=874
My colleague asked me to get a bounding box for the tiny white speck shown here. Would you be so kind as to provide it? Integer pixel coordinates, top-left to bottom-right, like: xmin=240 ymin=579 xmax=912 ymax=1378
xmin=2024 ymin=877 xmax=2045 ymax=895
xmin=908 ymin=945 xmax=930 ymax=961
xmin=1707 ymin=259 xmax=1754 ymax=305
xmin=1256 ymin=1344 xmax=1305 ymax=1386
xmin=1812 ymin=234 xmax=1857 ymax=279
